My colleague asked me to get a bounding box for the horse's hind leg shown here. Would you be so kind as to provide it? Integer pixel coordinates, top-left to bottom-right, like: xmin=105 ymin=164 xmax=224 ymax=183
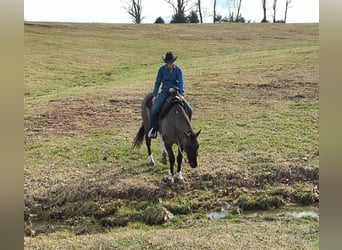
xmin=145 ymin=135 xmax=155 ymax=166
xmin=159 ymin=134 xmax=168 ymax=165
xmin=161 ymin=152 xmax=167 ymax=165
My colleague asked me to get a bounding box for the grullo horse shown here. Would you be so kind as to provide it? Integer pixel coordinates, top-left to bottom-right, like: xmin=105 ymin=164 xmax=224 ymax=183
xmin=133 ymin=89 xmax=201 ymax=183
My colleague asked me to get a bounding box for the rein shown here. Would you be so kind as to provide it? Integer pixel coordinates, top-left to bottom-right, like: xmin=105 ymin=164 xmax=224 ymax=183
xmin=177 ymin=142 xmax=188 ymax=163
xmin=177 ymin=128 xmax=192 ymax=164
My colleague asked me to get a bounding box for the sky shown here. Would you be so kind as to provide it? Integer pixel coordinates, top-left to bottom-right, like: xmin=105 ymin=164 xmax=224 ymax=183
xmin=24 ymin=0 xmax=319 ymax=24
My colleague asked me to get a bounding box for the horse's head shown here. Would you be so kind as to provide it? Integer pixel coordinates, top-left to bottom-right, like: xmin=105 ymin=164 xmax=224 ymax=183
xmin=184 ymin=129 xmax=201 ymax=168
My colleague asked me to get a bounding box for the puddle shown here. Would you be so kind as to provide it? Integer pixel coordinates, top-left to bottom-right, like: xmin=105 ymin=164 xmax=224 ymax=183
xmin=207 ymin=205 xmax=319 ymax=220
xmin=207 ymin=211 xmax=229 ymax=220
xmin=290 ymin=211 xmax=319 ymax=219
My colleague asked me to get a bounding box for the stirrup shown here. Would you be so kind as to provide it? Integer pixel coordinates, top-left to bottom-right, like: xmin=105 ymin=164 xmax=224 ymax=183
xmin=148 ymin=128 xmax=157 ymax=138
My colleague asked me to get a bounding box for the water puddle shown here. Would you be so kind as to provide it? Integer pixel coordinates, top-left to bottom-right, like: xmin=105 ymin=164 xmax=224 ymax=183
xmin=290 ymin=211 xmax=319 ymax=219
xmin=207 ymin=205 xmax=319 ymax=220
xmin=207 ymin=211 xmax=229 ymax=220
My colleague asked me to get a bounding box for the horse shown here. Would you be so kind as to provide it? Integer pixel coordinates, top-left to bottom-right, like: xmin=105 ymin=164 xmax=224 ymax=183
xmin=133 ymin=89 xmax=201 ymax=183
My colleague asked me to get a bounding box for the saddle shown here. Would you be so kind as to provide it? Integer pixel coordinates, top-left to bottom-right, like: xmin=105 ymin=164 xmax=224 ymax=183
xmin=159 ymin=95 xmax=184 ymax=120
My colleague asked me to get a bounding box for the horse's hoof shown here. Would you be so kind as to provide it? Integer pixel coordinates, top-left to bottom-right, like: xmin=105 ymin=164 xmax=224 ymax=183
xmin=175 ymin=177 xmax=185 ymax=184
xmin=161 ymin=158 xmax=167 ymax=165
xmin=162 ymin=176 xmax=174 ymax=184
xmin=147 ymin=155 xmax=155 ymax=167
xmin=167 ymin=176 xmax=174 ymax=183
xmin=175 ymin=172 xmax=184 ymax=184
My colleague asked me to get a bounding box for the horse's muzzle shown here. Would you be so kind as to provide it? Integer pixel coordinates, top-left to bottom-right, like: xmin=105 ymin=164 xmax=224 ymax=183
xmin=190 ymin=162 xmax=197 ymax=168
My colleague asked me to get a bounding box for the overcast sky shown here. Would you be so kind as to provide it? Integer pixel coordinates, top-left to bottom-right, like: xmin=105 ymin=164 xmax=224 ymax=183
xmin=24 ymin=0 xmax=319 ymax=24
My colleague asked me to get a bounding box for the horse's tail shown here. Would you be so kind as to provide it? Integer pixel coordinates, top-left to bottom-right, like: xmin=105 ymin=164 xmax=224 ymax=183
xmin=132 ymin=123 xmax=145 ymax=149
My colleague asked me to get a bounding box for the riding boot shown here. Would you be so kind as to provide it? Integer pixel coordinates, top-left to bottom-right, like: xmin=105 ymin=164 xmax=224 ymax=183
xmin=147 ymin=127 xmax=157 ymax=138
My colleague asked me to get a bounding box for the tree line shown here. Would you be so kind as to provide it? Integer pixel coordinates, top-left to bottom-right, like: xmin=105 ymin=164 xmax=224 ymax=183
xmin=123 ymin=0 xmax=293 ymax=24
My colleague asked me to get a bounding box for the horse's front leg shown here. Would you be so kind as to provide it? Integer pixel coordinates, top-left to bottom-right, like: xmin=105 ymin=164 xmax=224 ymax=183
xmin=175 ymin=146 xmax=184 ymax=183
xmin=165 ymin=144 xmax=175 ymax=183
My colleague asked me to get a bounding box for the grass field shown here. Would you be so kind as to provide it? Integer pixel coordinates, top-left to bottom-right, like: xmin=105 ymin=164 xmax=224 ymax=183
xmin=24 ymin=22 xmax=319 ymax=249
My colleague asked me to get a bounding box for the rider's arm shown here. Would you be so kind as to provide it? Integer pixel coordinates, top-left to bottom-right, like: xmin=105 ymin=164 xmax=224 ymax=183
xmin=176 ymin=66 xmax=185 ymax=97
xmin=153 ymin=67 xmax=163 ymax=97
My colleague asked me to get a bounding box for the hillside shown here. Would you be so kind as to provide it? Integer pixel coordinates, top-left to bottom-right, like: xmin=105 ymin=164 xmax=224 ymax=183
xmin=24 ymin=22 xmax=319 ymax=249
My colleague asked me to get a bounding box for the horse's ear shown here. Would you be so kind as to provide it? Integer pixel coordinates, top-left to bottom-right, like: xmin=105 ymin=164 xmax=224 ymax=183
xmin=196 ymin=129 xmax=201 ymax=137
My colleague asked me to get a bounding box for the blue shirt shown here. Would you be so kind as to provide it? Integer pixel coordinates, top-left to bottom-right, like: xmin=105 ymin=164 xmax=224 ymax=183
xmin=153 ymin=64 xmax=185 ymax=97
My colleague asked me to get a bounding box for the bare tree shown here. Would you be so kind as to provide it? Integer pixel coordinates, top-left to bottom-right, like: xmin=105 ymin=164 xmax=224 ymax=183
xmin=284 ymin=0 xmax=293 ymax=23
xmin=261 ymin=0 xmax=267 ymax=22
xmin=164 ymin=0 xmax=192 ymax=23
xmin=213 ymin=0 xmax=217 ymax=23
xmin=236 ymin=0 xmax=242 ymax=21
xmin=197 ymin=0 xmax=203 ymax=23
xmin=272 ymin=0 xmax=277 ymax=22
xmin=227 ymin=0 xmax=243 ymax=22
xmin=123 ymin=0 xmax=144 ymax=24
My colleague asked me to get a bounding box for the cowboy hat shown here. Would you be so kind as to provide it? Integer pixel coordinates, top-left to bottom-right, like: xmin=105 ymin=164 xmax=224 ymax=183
xmin=162 ymin=51 xmax=178 ymax=64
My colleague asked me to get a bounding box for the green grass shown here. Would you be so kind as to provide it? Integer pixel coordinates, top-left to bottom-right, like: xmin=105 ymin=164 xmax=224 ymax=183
xmin=25 ymin=215 xmax=318 ymax=249
xmin=24 ymin=22 xmax=318 ymax=249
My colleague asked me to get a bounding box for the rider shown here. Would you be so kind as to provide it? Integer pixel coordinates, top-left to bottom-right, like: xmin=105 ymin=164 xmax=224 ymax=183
xmin=147 ymin=51 xmax=193 ymax=139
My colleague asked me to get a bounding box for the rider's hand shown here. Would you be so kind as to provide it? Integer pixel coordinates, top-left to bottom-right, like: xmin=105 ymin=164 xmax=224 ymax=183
xmin=179 ymin=95 xmax=184 ymax=102
xmin=152 ymin=96 xmax=157 ymax=104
